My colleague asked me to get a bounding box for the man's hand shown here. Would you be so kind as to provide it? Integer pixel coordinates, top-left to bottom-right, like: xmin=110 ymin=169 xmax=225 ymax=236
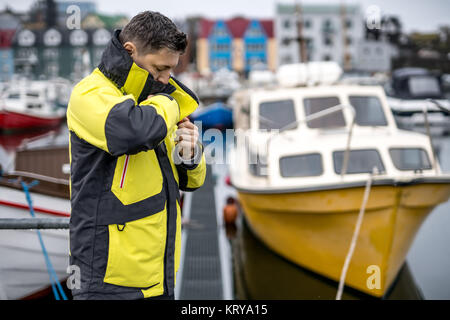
xmin=175 ymin=117 xmax=199 ymax=160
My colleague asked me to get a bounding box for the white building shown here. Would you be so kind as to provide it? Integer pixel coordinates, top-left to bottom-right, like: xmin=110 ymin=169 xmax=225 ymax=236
xmin=275 ymin=3 xmax=399 ymax=73
xmin=276 ymin=3 xmax=363 ymax=70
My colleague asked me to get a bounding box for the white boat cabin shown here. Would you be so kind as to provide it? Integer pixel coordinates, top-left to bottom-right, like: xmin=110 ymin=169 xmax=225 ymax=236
xmin=230 ymin=84 xmax=441 ymax=192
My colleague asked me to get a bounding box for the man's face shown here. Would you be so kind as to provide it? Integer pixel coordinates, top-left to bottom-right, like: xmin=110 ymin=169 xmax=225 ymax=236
xmin=125 ymin=42 xmax=180 ymax=85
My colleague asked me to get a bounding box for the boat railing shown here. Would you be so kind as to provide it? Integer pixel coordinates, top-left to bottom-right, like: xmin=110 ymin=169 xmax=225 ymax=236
xmin=7 ymin=171 xmax=70 ymax=185
xmin=264 ymin=104 xmax=356 ymax=178
xmin=424 ymin=99 xmax=444 ymax=175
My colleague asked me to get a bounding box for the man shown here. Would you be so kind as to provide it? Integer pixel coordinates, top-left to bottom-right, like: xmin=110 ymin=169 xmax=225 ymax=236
xmin=66 ymin=11 xmax=206 ymax=300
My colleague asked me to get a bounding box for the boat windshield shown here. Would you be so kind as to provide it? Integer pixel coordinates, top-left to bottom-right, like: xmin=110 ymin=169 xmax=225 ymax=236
xmin=333 ymin=149 xmax=385 ymax=174
xmin=389 ymin=148 xmax=432 ymax=171
xmin=349 ymin=96 xmax=387 ymax=126
xmin=279 ymin=153 xmax=323 ymax=177
xmin=303 ymin=97 xmax=346 ymax=128
xmin=259 ymin=99 xmax=296 ymax=130
xmin=408 ymin=76 xmax=441 ymax=98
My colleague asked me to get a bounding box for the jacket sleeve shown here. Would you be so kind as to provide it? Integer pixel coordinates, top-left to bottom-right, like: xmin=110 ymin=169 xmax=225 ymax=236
xmin=168 ymin=76 xmax=207 ymax=191
xmin=176 ymin=143 xmax=207 ymax=192
xmin=67 ymin=83 xmax=179 ymax=157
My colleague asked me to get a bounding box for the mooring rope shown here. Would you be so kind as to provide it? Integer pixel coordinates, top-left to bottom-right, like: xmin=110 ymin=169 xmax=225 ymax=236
xmin=336 ymin=169 xmax=376 ymax=300
xmin=20 ymin=181 xmax=68 ymax=301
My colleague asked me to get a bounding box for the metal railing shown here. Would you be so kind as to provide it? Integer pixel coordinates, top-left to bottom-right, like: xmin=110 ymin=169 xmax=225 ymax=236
xmin=0 ymin=218 xmax=69 ymax=230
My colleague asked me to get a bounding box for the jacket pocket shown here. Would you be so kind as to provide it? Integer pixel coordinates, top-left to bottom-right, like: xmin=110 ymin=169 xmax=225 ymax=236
xmin=103 ymin=204 xmax=167 ymax=288
xmin=111 ymin=150 xmax=163 ymax=205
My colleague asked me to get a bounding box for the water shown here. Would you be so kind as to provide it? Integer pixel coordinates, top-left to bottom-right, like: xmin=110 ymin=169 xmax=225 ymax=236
xmin=1 ymin=123 xmax=449 ymax=299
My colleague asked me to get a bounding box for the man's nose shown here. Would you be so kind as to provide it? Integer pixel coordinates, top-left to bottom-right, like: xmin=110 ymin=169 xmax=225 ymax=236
xmin=156 ymin=71 xmax=171 ymax=85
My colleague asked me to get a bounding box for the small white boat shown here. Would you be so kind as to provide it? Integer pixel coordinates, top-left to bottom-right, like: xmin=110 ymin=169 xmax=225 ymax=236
xmin=0 ymin=143 xmax=70 ymax=300
xmin=0 ymin=79 xmax=70 ymax=131
xmin=385 ymin=68 xmax=450 ymax=136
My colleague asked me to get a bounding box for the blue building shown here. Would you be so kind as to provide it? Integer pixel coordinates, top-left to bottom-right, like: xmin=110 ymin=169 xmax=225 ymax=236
xmin=243 ymin=20 xmax=268 ymax=71
xmin=198 ymin=17 xmax=276 ymax=74
xmin=208 ymin=20 xmax=233 ymax=71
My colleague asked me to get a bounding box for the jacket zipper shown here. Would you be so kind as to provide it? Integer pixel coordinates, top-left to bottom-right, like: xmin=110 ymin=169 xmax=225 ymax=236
xmin=119 ymin=155 xmax=130 ymax=189
xmin=156 ymin=145 xmax=171 ymax=296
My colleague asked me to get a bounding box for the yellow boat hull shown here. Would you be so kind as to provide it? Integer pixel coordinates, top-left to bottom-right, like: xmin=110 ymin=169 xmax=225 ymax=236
xmin=237 ymin=183 xmax=450 ymax=297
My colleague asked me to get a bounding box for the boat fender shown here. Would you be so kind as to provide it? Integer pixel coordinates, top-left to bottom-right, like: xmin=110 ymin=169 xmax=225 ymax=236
xmin=223 ymin=196 xmax=238 ymax=225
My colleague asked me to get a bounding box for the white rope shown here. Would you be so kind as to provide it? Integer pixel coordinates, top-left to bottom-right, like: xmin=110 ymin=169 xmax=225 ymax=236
xmin=336 ymin=169 xmax=376 ymax=300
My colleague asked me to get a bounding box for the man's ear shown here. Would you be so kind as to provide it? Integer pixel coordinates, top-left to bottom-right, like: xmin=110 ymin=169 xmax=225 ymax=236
xmin=123 ymin=41 xmax=137 ymax=56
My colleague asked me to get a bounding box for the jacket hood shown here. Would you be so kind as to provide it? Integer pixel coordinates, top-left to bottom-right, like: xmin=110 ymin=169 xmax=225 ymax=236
xmin=98 ymin=29 xmax=176 ymax=103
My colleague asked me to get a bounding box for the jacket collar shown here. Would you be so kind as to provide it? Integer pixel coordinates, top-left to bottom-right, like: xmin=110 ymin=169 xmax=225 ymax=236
xmin=98 ymin=30 xmax=175 ymax=103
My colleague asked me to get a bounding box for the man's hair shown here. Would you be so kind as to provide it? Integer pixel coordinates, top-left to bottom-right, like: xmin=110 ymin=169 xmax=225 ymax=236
xmin=119 ymin=11 xmax=187 ymax=54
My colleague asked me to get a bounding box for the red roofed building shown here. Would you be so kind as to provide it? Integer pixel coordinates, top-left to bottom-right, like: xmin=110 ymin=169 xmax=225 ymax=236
xmin=197 ymin=17 xmax=277 ymax=75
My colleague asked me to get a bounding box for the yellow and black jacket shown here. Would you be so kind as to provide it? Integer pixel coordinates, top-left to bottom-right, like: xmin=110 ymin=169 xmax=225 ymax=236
xmin=67 ymin=30 xmax=206 ymax=299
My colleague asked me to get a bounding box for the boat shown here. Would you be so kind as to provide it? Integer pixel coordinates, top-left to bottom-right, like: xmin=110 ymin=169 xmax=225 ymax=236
xmin=385 ymin=68 xmax=450 ymax=136
xmin=0 ymin=79 xmax=69 ymax=132
xmin=189 ymin=102 xmax=233 ymax=130
xmin=0 ymin=139 xmax=70 ymax=300
xmin=228 ymin=62 xmax=450 ymax=298
xmin=232 ymin=217 xmax=424 ymax=300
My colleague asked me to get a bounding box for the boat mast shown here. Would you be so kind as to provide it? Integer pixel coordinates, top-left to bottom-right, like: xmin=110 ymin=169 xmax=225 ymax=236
xmin=340 ymin=0 xmax=351 ymax=70
xmin=295 ymin=0 xmax=308 ymax=63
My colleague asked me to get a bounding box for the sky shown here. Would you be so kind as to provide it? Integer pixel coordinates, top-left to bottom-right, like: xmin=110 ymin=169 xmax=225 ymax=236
xmin=1 ymin=0 xmax=449 ymax=33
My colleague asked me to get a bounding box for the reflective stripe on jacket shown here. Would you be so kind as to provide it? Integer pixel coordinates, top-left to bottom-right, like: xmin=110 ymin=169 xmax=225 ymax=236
xmin=67 ymin=30 xmax=206 ymax=299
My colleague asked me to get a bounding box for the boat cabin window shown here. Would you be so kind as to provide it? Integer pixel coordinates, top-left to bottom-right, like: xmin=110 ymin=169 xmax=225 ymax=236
xmin=349 ymin=96 xmax=387 ymax=126
xmin=303 ymin=97 xmax=346 ymax=128
xmin=389 ymin=148 xmax=432 ymax=171
xmin=26 ymin=92 xmax=40 ymax=98
xmin=408 ymin=76 xmax=441 ymax=98
xmin=7 ymin=93 xmax=20 ymax=99
xmin=333 ymin=149 xmax=385 ymax=174
xmin=259 ymin=99 xmax=296 ymax=130
xmin=279 ymin=153 xmax=323 ymax=177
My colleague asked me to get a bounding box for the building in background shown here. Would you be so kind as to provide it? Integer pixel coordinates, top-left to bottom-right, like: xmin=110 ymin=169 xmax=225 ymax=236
xmin=197 ymin=17 xmax=276 ymax=75
xmin=0 ymin=9 xmax=22 ymax=81
xmin=276 ymin=3 xmax=363 ymax=70
xmin=8 ymin=0 xmax=129 ymax=81
xmin=357 ymin=15 xmax=401 ymax=73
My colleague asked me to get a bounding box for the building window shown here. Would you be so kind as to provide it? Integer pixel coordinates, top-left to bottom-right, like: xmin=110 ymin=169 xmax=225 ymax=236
xmin=211 ymin=58 xmax=230 ymax=70
xmin=246 ymin=26 xmax=263 ymax=37
xmin=324 ymin=36 xmax=333 ymax=46
xmin=323 ymin=19 xmax=333 ymax=33
xmin=281 ymin=55 xmax=293 ymax=64
xmin=304 ymin=19 xmax=312 ymax=29
xmin=246 ymin=43 xmax=265 ymax=52
xmin=346 ymin=19 xmax=352 ymax=29
xmin=211 ymin=42 xmax=231 ymax=52
xmin=346 ymin=36 xmax=352 ymax=45
xmin=283 ymin=18 xmax=291 ymax=29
